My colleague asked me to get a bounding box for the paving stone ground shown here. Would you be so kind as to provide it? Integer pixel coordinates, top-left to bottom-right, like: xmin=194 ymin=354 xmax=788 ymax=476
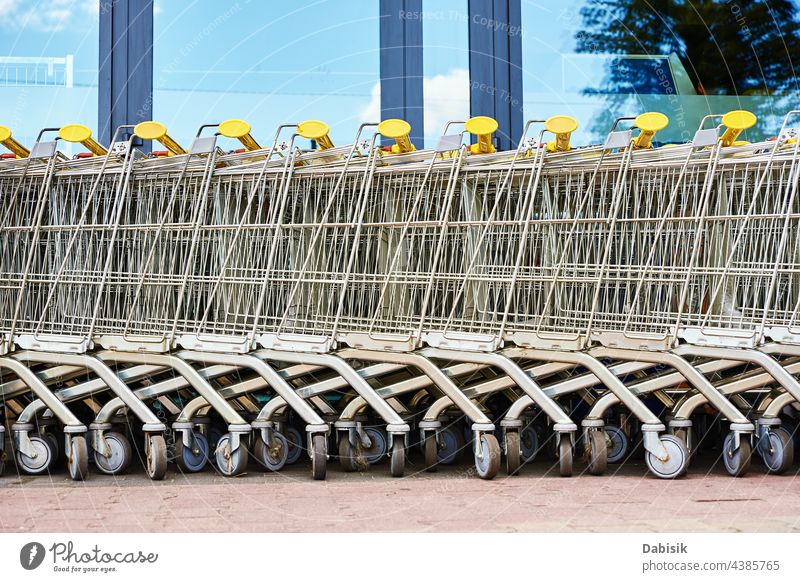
xmin=2 ymin=452 xmax=799 ymax=533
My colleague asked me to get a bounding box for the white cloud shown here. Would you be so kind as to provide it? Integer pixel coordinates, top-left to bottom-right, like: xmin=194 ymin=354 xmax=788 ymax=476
xmin=0 ymin=0 xmax=94 ymax=32
xmin=361 ymin=81 xmax=381 ymax=124
xmin=361 ymin=68 xmax=470 ymax=143
xmin=423 ymin=68 xmax=470 ymax=136
xmin=0 ymin=0 xmax=19 ymax=13
xmin=80 ymin=0 xmax=98 ymax=16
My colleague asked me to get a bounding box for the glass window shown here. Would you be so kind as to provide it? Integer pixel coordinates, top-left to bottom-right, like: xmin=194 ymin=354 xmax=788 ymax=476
xmin=521 ymin=0 xmax=800 ymax=144
xmin=153 ymin=1 xmax=379 ymax=149
xmin=0 ymin=0 xmax=98 ymax=150
xmin=422 ymin=0 xmax=470 ymax=145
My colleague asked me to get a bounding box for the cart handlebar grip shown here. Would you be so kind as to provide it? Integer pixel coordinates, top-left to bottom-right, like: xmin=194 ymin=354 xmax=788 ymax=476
xmin=298 ymin=120 xmax=334 ymax=150
xmin=465 ymin=116 xmax=498 ymax=154
xmin=544 ymin=115 xmax=579 ymax=152
xmin=219 ymin=119 xmax=261 ymax=151
xmin=58 ymin=124 xmax=108 ymax=156
xmin=0 ymin=126 xmax=30 ymax=158
xmin=633 ymin=112 xmax=669 ymax=149
xmin=377 ymin=119 xmax=416 ymax=153
xmin=720 ymin=110 xmax=757 ymax=147
xmin=133 ymin=121 xmax=187 ymax=155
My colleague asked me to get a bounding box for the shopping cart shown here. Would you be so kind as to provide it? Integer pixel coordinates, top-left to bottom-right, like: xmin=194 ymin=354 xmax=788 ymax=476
xmin=582 ymin=111 xmax=799 ymax=477
xmin=5 ymin=107 xmax=800 ymax=484
xmin=1 ymin=124 xmax=180 ymax=479
xmin=173 ymin=120 xmax=430 ymax=477
xmin=0 ymin=126 xmax=96 ymax=479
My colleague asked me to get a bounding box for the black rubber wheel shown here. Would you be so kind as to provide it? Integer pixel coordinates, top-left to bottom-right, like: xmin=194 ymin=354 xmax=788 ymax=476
xmin=16 ymin=435 xmax=53 ymax=475
xmin=174 ymin=432 xmax=210 ymax=473
xmin=43 ymin=431 xmax=62 ymax=464
xmin=285 ymin=426 xmax=304 ymax=465
xmin=505 ymin=431 xmax=521 ymax=475
xmin=722 ymin=432 xmax=751 ymax=477
xmin=604 ymin=425 xmax=629 ymax=464
xmin=423 ymin=433 xmax=438 ymax=472
xmin=311 ymin=434 xmax=327 ymax=480
xmin=389 ymin=435 xmax=405 ymax=477
xmin=519 ymin=425 xmax=539 ymax=463
xmin=67 ymin=435 xmax=89 ymax=481
xmin=93 ymin=431 xmax=132 ymax=476
xmin=254 ymin=432 xmax=289 ymax=472
xmin=361 ymin=427 xmax=388 ymax=465
xmin=645 ymin=435 xmax=689 ymax=479
xmin=586 ymin=430 xmax=608 ymax=476
xmin=558 ymin=433 xmax=573 ymax=477
xmin=475 ymin=434 xmax=500 ymax=480
xmin=146 ymin=434 xmax=168 ymax=480
xmin=437 ymin=426 xmax=464 ymax=465
xmin=214 ymin=434 xmax=248 ymax=477
xmin=763 ymin=428 xmax=795 ymax=474
xmin=338 ymin=434 xmax=367 ymax=472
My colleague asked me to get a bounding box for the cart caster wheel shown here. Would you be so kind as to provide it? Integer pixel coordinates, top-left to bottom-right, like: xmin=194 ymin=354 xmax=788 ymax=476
xmin=423 ymin=433 xmax=438 ymax=472
xmin=174 ymin=432 xmax=209 ymax=473
xmin=505 ymin=430 xmax=521 ymax=475
xmin=67 ymin=436 xmax=89 ymax=481
xmin=780 ymin=419 xmax=799 ymax=449
xmin=586 ymin=430 xmax=608 ymax=476
xmin=558 ymin=433 xmax=573 ymax=477
xmin=362 ymin=427 xmax=388 ymax=465
xmin=520 ymin=425 xmax=539 ymax=464
xmin=338 ymin=434 xmax=368 ymax=472
xmin=475 ymin=433 xmax=500 ymax=480
xmin=285 ymin=426 xmax=304 ymax=465
xmin=43 ymin=431 xmax=62 ymax=464
xmin=254 ymin=432 xmax=289 ymax=472
xmin=389 ymin=435 xmax=405 ymax=477
xmin=645 ymin=434 xmax=689 ymax=479
xmin=215 ymin=434 xmax=248 ymax=477
xmin=761 ymin=426 xmax=794 ymax=475
xmin=311 ymin=434 xmax=327 ymax=480
xmin=94 ymin=431 xmax=132 ymax=476
xmin=437 ymin=426 xmax=463 ymax=465
xmin=16 ymin=435 xmax=53 ymax=475
xmin=761 ymin=429 xmax=793 ymax=474
xmin=145 ymin=434 xmax=168 ymax=480
xmin=208 ymin=426 xmax=224 ymax=450
xmin=722 ymin=433 xmax=751 ymax=477
xmin=605 ymin=425 xmax=628 ymax=464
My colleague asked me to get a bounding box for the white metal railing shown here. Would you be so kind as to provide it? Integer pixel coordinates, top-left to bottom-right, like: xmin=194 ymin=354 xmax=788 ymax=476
xmin=0 ymin=55 xmax=74 ymax=87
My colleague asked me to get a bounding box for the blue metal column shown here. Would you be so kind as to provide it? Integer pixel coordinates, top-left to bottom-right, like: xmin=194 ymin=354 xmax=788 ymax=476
xmin=380 ymin=0 xmax=424 ymax=148
xmin=98 ymin=0 xmax=153 ymax=147
xmin=468 ymin=0 xmax=523 ymax=151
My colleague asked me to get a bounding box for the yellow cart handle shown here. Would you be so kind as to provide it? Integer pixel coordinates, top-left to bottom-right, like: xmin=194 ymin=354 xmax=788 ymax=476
xmin=377 ymin=119 xmax=416 ymax=153
xmin=58 ymin=124 xmax=108 ymax=156
xmin=465 ymin=116 xmax=498 ymax=154
xmin=0 ymin=126 xmax=30 ymax=158
xmin=219 ymin=119 xmax=261 ymax=151
xmin=134 ymin=121 xmax=187 ymax=155
xmin=298 ymin=120 xmax=334 ymax=150
xmin=720 ymin=110 xmax=757 ymax=147
xmin=633 ymin=112 xmax=669 ymax=149
xmin=545 ymin=115 xmax=579 ymax=152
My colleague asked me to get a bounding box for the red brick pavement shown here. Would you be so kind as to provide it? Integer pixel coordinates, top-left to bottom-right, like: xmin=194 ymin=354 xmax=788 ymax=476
xmin=2 ymin=458 xmax=799 ymax=533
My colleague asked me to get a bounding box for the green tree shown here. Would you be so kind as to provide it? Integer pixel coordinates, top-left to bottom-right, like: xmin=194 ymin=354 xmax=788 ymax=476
xmin=575 ymin=0 xmax=800 ymax=139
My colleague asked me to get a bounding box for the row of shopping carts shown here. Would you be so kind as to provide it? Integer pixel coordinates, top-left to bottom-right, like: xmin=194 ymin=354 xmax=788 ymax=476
xmin=0 ymin=108 xmax=799 ymax=482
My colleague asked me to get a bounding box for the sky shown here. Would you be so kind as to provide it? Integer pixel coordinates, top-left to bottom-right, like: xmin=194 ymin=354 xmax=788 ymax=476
xmin=0 ymin=0 xmax=796 ymax=149
xmin=0 ymin=0 xmax=593 ymax=147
